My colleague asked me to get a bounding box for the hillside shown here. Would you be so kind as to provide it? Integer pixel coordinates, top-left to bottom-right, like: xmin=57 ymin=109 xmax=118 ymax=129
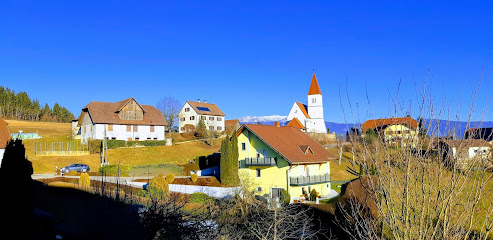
xmin=5 ymin=120 xmax=221 ymax=174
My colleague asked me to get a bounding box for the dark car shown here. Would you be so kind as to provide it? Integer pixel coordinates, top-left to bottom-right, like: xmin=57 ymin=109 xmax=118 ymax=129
xmin=60 ymin=164 xmax=90 ymax=173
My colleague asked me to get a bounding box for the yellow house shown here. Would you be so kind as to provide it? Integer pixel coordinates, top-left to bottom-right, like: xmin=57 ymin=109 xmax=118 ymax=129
xmin=362 ymin=116 xmax=419 ymax=147
xmin=236 ymin=124 xmax=338 ymax=202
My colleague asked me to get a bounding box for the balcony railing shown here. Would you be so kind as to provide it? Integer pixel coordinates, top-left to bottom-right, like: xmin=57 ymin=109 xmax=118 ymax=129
xmin=290 ymin=173 xmax=330 ymax=186
xmin=239 ymin=157 xmax=277 ymax=167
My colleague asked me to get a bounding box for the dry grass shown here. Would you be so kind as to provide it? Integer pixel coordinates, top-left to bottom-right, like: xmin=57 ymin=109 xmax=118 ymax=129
xmin=327 ymin=147 xmax=359 ymax=181
xmin=6 ymin=120 xmax=222 ymax=174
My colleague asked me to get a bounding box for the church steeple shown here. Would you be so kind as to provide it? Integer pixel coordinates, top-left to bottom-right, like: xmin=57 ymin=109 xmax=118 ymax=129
xmin=308 ymin=73 xmax=322 ymax=95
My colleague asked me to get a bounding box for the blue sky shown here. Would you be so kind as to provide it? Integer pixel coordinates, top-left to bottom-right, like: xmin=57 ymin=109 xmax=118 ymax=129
xmin=1 ymin=1 xmax=492 ymax=123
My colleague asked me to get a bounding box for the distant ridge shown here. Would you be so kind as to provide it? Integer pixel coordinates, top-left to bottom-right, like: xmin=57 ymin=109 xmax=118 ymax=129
xmin=238 ymin=115 xmax=493 ymax=138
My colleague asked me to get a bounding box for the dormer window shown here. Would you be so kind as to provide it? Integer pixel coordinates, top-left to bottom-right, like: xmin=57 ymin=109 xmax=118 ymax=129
xmin=298 ymin=145 xmax=314 ymax=154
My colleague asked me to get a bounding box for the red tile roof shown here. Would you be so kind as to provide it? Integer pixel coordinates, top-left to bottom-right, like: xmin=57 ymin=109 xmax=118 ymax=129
xmin=225 ymin=119 xmax=240 ymax=128
xmin=186 ymin=101 xmax=225 ymax=117
xmin=295 ymin=102 xmax=310 ymax=119
xmin=0 ymin=119 xmax=11 ymax=149
xmin=287 ymin=117 xmax=306 ymax=130
xmin=79 ymin=99 xmax=168 ymax=126
xmin=308 ymin=73 xmax=322 ymax=95
xmin=362 ymin=117 xmax=417 ymax=133
xmin=238 ymin=124 xmax=337 ymax=164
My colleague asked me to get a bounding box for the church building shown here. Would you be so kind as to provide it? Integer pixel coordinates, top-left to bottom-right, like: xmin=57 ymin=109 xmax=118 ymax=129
xmin=286 ymin=73 xmax=327 ymax=133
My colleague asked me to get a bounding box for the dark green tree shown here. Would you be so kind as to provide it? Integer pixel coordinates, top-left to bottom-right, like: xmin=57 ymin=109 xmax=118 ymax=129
xmin=230 ymin=130 xmax=240 ymax=184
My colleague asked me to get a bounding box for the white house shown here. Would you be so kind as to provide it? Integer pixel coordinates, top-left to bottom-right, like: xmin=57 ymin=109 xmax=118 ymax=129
xmin=78 ymin=98 xmax=168 ymax=143
xmin=439 ymin=139 xmax=492 ymax=169
xmin=178 ymin=100 xmax=226 ymax=133
xmin=286 ymin=73 xmax=327 ymax=133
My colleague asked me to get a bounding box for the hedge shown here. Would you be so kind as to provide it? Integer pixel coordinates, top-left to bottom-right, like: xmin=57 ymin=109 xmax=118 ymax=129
xmin=99 ymin=164 xmax=131 ymax=176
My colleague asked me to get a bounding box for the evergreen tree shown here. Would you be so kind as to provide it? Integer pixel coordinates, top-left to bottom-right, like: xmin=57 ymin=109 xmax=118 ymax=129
xmin=220 ymin=134 xmax=231 ymax=184
xmin=230 ymin=130 xmax=239 ymax=184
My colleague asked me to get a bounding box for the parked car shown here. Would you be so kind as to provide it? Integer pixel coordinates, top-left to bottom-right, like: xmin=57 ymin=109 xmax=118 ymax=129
xmin=60 ymin=164 xmax=90 ymax=173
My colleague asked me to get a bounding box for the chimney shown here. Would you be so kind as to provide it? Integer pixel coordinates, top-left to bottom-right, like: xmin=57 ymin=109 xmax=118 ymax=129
xmin=203 ymin=100 xmax=207 ymax=103
xmin=197 ymin=99 xmax=200 ymax=103
xmin=274 ymin=121 xmax=280 ymax=127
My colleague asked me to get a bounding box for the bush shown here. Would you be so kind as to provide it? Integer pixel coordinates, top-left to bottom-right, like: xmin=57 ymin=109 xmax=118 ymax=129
xmin=145 ymin=174 xmax=169 ymax=200
xmin=191 ymin=174 xmax=198 ymax=183
xmin=190 ymin=192 xmax=213 ymax=204
xmin=309 ymin=189 xmax=318 ymax=201
xmin=280 ymin=189 xmax=290 ymax=205
xmin=79 ymin=172 xmax=91 ymax=189
xmin=99 ymin=165 xmax=131 ymax=176
xmin=88 ymin=140 xmax=103 ymax=154
xmin=106 ymin=140 xmax=126 ymax=149
xmin=166 ymin=173 xmax=175 ymax=183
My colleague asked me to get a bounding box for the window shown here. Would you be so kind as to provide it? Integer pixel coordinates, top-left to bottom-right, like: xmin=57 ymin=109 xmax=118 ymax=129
xmin=312 ymin=98 xmax=316 ymax=103
xmin=108 ymin=124 xmax=113 ymax=131
xmin=241 ymin=142 xmax=246 ymax=151
xmin=112 ymin=137 xmax=116 ymax=140
xmin=180 ymin=117 xmax=185 ymax=121
xmin=256 ymin=168 xmax=261 ymax=178
xmin=135 ymin=137 xmax=139 ymax=141
xmin=217 ymin=117 xmax=222 ymax=121
xmin=209 ymin=126 xmax=214 ymax=131
xmin=190 ymin=116 xmax=195 ymax=120
xmin=150 ymin=125 xmax=155 ymax=132
xmin=217 ymin=126 xmax=222 ymax=131
xmin=185 ymin=108 xmax=190 ymax=112
xmin=209 ymin=117 xmax=214 ymax=121
xmin=257 ymin=186 xmax=262 ymax=192
xmin=147 ymin=137 xmax=151 ymax=140
xmin=202 ymin=116 xmax=207 ymax=120
xmin=127 ymin=125 xmax=131 ymax=132
xmin=134 ymin=125 xmax=138 ymax=131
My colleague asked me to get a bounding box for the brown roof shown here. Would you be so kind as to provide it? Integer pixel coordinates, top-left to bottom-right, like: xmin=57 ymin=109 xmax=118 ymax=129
xmin=186 ymin=101 xmax=225 ymax=116
xmin=0 ymin=119 xmax=11 ymax=149
xmin=115 ymin=97 xmax=146 ymax=113
xmin=362 ymin=117 xmax=417 ymax=133
xmin=287 ymin=117 xmax=306 ymax=130
xmin=308 ymin=73 xmax=322 ymax=95
xmin=79 ymin=98 xmax=168 ymax=126
xmin=440 ymin=139 xmax=491 ymax=148
xmin=237 ymin=124 xmax=337 ymax=164
xmin=225 ymin=119 xmax=240 ymax=128
xmin=295 ymin=102 xmax=310 ymax=119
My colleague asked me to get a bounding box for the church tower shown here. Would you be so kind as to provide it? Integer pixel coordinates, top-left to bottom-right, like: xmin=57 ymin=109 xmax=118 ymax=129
xmin=306 ymin=73 xmax=327 ymax=133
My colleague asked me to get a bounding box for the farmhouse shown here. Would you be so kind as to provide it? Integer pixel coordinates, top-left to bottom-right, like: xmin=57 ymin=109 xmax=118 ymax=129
xmin=236 ymin=124 xmax=338 ymax=202
xmin=78 ymin=98 xmax=168 ymax=143
xmin=286 ymin=73 xmax=327 ymax=133
xmin=224 ymin=119 xmax=241 ymax=134
xmin=362 ymin=116 xmax=419 ymax=147
xmin=0 ymin=119 xmax=11 ymax=164
xmin=438 ymin=139 xmax=492 ymax=169
xmin=464 ymin=127 xmax=493 ymax=144
xmin=178 ymin=100 xmax=225 ymax=134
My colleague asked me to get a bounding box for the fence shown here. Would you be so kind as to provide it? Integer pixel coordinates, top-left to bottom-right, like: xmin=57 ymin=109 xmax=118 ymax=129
xmin=34 ymin=140 xmax=90 ymax=156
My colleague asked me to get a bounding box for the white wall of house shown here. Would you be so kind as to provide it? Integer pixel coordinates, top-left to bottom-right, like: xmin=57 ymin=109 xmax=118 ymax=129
xmin=287 ymin=103 xmax=308 ymax=124
xmin=81 ymin=120 xmax=165 ymax=142
xmin=178 ymin=102 xmax=225 ymax=133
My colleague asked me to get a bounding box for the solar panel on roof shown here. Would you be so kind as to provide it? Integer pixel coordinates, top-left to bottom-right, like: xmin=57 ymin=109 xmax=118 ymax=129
xmin=197 ymin=107 xmax=210 ymax=112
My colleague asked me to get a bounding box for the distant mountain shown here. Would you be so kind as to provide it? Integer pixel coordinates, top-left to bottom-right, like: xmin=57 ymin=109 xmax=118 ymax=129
xmin=238 ymin=115 xmax=493 ymax=138
xmin=238 ymin=115 xmax=355 ymax=135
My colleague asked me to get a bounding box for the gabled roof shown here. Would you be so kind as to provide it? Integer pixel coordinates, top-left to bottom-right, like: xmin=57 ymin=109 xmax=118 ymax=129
xmin=295 ymin=102 xmax=310 ymax=119
xmin=225 ymin=119 xmax=241 ymax=128
xmin=237 ymin=124 xmax=337 ymax=164
xmin=79 ymin=99 xmax=168 ymax=126
xmin=308 ymin=73 xmax=322 ymax=95
xmin=186 ymin=101 xmax=225 ymax=116
xmin=287 ymin=117 xmax=306 ymax=130
xmin=0 ymin=119 xmax=10 ymax=149
xmin=362 ymin=117 xmax=417 ymax=133
xmin=114 ymin=97 xmax=146 ymax=113
xmin=440 ymin=139 xmax=491 ymax=148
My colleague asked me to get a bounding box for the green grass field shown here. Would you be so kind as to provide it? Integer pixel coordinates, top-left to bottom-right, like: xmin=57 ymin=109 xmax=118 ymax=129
xmin=6 ymin=120 xmax=221 ymax=175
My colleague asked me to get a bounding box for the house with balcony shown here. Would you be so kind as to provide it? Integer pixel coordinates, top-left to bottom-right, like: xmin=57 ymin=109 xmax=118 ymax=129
xmin=236 ymin=124 xmax=338 ymax=202
xmin=362 ymin=116 xmax=419 ymax=147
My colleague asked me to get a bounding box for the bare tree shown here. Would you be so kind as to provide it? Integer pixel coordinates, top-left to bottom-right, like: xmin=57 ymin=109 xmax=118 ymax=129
xmin=156 ymin=97 xmax=181 ymax=132
xmin=336 ymin=74 xmax=493 ymax=240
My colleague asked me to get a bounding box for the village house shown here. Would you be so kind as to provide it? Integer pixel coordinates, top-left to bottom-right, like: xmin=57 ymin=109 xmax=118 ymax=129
xmin=236 ymin=123 xmax=338 ymax=202
xmin=178 ymin=100 xmax=225 ymax=134
xmin=286 ymin=73 xmax=328 ymax=134
xmin=78 ymin=98 xmax=168 ymax=143
xmin=224 ymin=119 xmax=241 ymax=134
xmin=0 ymin=119 xmax=11 ymax=164
xmin=361 ymin=116 xmax=419 ymax=147
xmin=438 ymin=139 xmax=492 ymax=169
